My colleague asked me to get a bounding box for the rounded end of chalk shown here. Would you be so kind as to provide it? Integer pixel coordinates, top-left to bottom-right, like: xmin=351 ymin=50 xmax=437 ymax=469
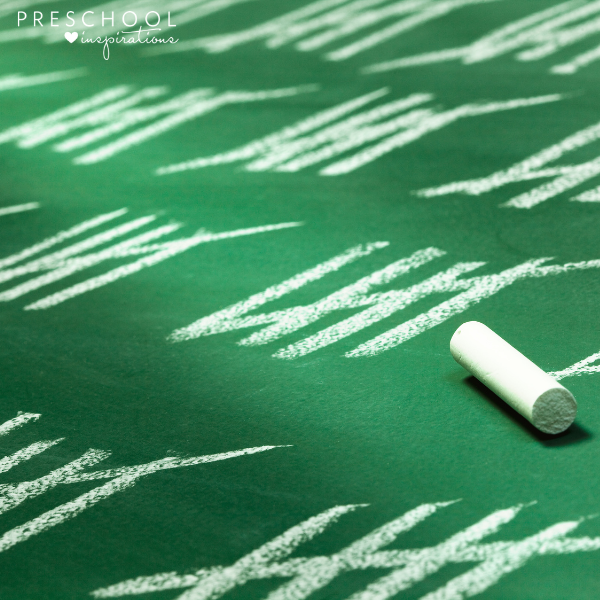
xmin=532 ymin=388 xmax=577 ymax=434
xmin=450 ymin=321 xmax=486 ymax=362
xmin=451 ymin=321 xmax=487 ymax=341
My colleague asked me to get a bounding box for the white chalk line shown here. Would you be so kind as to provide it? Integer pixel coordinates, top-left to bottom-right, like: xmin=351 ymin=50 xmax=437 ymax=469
xmin=0 ymin=214 xmax=159 ymax=287
xmin=20 ymin=87 xmax=171 ymax=150
xmin=416 ymin=116 xmax=600 ymax=208
xmin=158 ymin=91 xmax=561 ymax=177
xmin=0 ymin=0 xmax=59 ymax=21
xmin=147 ymin=0 xmax=499 ymax=61
xmin=550 ymin=350 xmax=600 ymax=380
xmin=0 ymin=449 xmax=111 ymax=517
xmin=0 ymin=223 xmax=181 ymax=303
xmin=326 ymin=0 xmax=500 ymax=61
xmin=23 ymin=222 xmax=301 ymax=310
xmin=146 ymin=0 xmax=375 ymax=55
xmin=0 ymin=439 xmax=64 ymax=475
xmin=346 ymin=504 xmax=523 ymax=600
xmin=0 ymin=209 xmax=301 ymax=310
xmin=421 ymin=520 xmax=585 ymax=600
xmin=503 ymin=158 xmax=600 ymax=209
xmin=61 ymin=446 xmax=290 ymax=485
xmin=363 ymin=1 xmax=583 ymax=72
xmin=273 ymin=260 xmax=484 ymax=359
xmin=293 ymin=0 xmax=432 ymax=52
xmin=321 ymin=94 xmax=562 ymax=176
xmin=91 ymin=501 xmax=600 ymax=599
xmin=180 ymin=503 xmax=366 ymax=600
xmin=0 ymin=445 xmax=286 ymax=555
xmin=272 ymin=108 xmax=433 ymax=173
xmin=169 ymin=242 xmax=389 ymax=342
xmin=157 ymin=88 xmax=387 ymax=175
xmin=552 ymin=42 xmax=600 ymax=73
xmin=0 ymin=412 xmax=40 ymax=436
xmin=238 ymin=247 xmax=445 ymax=348
xmin=572 ymin=184 xmax=600 ymax=202
xmin=172 ymin=243 xmax=600 ymax=358
xmin=0 ymin=83 xmax=317 ymax=165
xmin=0 ymin=69 xmax=86 ymax=92
xmin=346 ymin=258 xmax=549 ymax=357
xmin=364 ymin=0 xmax=600 ymax=75
xmin=54 ymin=89 xmax=211 ymax=153
xmin=347 ymin=255 xmax=600 ymax=357
xmin=0 ymin=410 xmax=289 ymax=557
xmin=74 ymin=86 xmax=316 ymax=165
xmin=264 ymin=501 xmax=457 ymax=600
xmin=268 ymin=0 xmax=407 ymax=51
xmin=0 ymin=209 xmax=127 ymax=271
xmin=0 ymin=203 xmax=39 ymax=217
xmin=245 ymin=92 xmax=432 ymax=172
xmin=0 ymin=86 xmax=132 ymax=146
xmin=174 ymin=0 xmax=262 ymax=27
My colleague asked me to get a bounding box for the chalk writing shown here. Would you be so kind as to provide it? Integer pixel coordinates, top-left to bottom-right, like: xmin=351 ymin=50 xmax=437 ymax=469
xmin=0 ymin=203 xmax=39 ymax=217
xmin=145 ymin=0 xmax=500 ymax=61
xmin=171 ymin=243 xmax=600 ymax=358
xmin=0 ymin=84 xmax=316 ymax=165
xmin=417 ymin=118 xmax=600 ymax=208
xmin=157 ymin=90 xmax=561 ymax=176
xmin=91 ymin=499 xmax=600 ymax=599
xmin=550 ymin=350 xmax=600 ymax=379
xmin=0 ymin=68 xmax=86 ymax=91
xmin=365 ymin=0 xmax=600 ymax=75
xmin=0 ymin=412 xmax=286 ymax=556
xmin=0 ymin=208 xmax=301 ymax=309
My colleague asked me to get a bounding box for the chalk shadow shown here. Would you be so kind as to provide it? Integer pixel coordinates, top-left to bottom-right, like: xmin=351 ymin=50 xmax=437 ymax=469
xmin=463 ymin=376 xmax=593 ymax=447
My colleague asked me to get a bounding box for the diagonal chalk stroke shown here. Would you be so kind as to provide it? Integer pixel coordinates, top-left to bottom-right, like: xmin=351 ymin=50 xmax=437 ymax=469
xmin=0 ymin=214 xmax=159 ymax=287
xmin=0 ymin=203 xmax=39 ymax=217
xmin=73 ymin=86 xmax=317 ymax=165
xmin=157 ymin=88 xmax=383 ymax=176
xmin=0 ymin=449 xmax=111 ymax=516
xmin=0 ymin=209 xmax=127 ymax=270
xmin=273 ymin=261 xmax=484 ymax=359
xmin=90 ymin=500 xmax=600 ymax=599
xmin=0 ymin=86 xmax=132 ymax=146
xmin=0 ymin=445 xmax=287 ymax=556
xmin=0 ymin=69 xmax=86 ymax=92
xmin=239 ymin=247 xmax=445 ymax=348
xmin=24 ymin=222 xmax=302 ymax=310
xmin=20 ymin=87 xmax=170 ymax=150
xmin=363 ymin=0 xmax=600 ymax=75
xmin=172 ymin=504 xmax=368 ymax=600
xmin=157 ymin=91 xmax=562 ymax=177
xmin=0 ymin=412 xmax=41 ymax=436
xmin=0 ymin=223 xmax=181 ymax=302
xmin=169 ymin=242 xmax=389 ymax=342
xmin=549 ymin=350 xmax=600 ymax=380
xmin=0 ymin=440 xmax=64 ymax=475
xmin=347 ymin=255 xmax=600 ymax=357
xmin=346 ymin=258 xmax=551 ymax=357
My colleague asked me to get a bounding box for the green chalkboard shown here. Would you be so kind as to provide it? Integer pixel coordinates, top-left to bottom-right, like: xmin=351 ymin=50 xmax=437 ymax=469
xmin=1 ymin=1 xmax=600 ymax=598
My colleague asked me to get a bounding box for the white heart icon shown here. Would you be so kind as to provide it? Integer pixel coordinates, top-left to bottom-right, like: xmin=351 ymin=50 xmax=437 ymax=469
xmin=64 ymin=32 xmax=78 ymax=43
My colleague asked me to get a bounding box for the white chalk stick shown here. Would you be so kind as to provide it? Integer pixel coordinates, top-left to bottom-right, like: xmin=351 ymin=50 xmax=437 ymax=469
xmin=450 ymin=321 xmax=577 ymax=434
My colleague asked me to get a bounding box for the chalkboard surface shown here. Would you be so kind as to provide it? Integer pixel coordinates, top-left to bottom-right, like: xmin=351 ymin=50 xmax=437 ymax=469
xmin=1 ymin=1 xmax=600 ymax=598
